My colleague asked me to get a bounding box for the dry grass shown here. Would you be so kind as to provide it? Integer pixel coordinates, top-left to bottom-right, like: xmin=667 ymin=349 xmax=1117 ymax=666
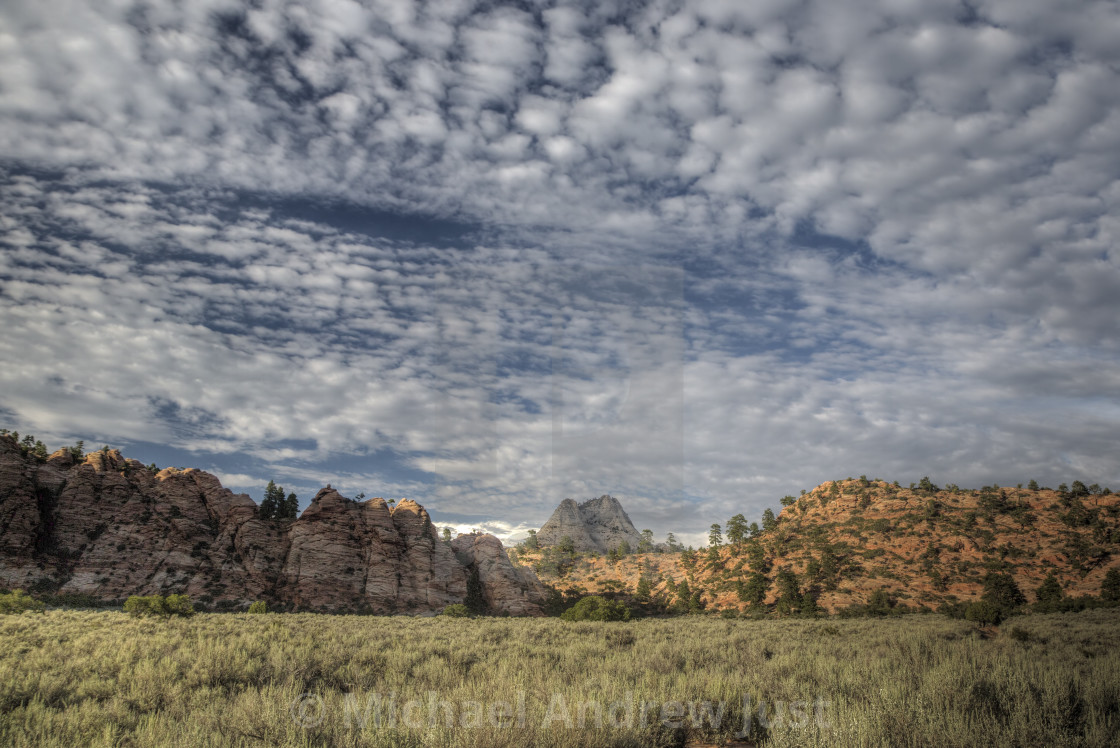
xmin=1 ymin=608 xmax=1118 ymax=747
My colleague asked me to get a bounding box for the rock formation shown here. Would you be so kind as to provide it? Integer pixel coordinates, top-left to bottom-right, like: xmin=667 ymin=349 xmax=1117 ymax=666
xmin=0 ymin=435 xmax=545 ymax=615
xmin=536 ymin=494 xmax=643 ymax=553
xmin=452 ymin=532 xmax=548 ymax=616
xmin=523 ymin=478 xmax=1120 ymax=615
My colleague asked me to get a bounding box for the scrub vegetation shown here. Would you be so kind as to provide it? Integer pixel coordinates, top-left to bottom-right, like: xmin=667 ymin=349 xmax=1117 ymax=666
xmin=2 ymin=608 xmax=1118 ymax=747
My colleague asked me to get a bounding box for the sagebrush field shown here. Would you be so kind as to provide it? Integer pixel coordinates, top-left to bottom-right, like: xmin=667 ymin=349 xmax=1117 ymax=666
xmin=2 ymin=609 xmax=1118 ymax=747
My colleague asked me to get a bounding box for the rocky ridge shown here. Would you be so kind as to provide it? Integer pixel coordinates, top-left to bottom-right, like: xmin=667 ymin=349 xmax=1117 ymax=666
xmin=517 ymin=478 xmax=1120 ymax=614
xmin=0 ymin=436 xmax=544 ymax=615
xmin=536 ymin=494 xmax=644 ymax=554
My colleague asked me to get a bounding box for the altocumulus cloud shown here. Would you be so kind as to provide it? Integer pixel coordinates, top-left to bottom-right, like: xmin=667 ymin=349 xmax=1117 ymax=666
xmin=0 ymin=0 xmax=1118 ymax=543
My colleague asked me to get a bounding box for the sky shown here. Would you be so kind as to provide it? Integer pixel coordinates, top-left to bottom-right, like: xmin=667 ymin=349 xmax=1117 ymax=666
xmin=1 ymin=0 xmax=1119 ymax=547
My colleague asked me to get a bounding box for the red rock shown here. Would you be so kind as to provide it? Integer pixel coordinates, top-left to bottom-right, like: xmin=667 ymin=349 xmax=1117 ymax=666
xmin=0 ymin=435 xmax=545 ymax=614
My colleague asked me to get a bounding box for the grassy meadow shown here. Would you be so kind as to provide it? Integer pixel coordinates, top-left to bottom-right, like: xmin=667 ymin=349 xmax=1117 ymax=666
xmin=2 ymin=609 xmax=1118 ymax=747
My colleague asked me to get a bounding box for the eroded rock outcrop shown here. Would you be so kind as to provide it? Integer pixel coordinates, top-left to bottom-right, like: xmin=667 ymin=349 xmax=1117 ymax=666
xmin=0 ymin=436 xmax=542 ymax=615
xmin=536 ymin=494 xmax=643 ymax=554
xmin=452 ymin=532 xmax=548 ymax=616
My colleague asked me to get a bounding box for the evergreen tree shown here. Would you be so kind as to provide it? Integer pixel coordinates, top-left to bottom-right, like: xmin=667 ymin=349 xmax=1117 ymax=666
xmin=635 ymin=575 xmax=652 ymax=603
xmin=708 ymin=523 xmax=723 ymax=547
xmin=982 ymin=572 xmax=1026 ymax=613
xmin=638 ymin=528 xmax=654 ymax=553
xmin=726 ymin=514 xmax=748 ymax=545
xmin=524 ymin=529 xmax=539 ymax=550
xmin=1028 ymin=479 xmax=1039 ymax=490
xmin=464 ymin=566 xmax=487 ymax=615
xmin=442 ymin=527 xmax=453 ymax=543
xmin=737 ymin=572 xmax=768 ymax=606
xmin=1034 ymin=574 xmax=1064 ymax=611
xmin=260 ymin=480 xmax=286 ymax=520
xmin=800 ymin=591 xmax=820 ymax=616
xmin=1102 ymin=568 xmax=1120 ymax=602
xmin=775 ymin=569 xmax=801 ymax=615
xmin=761 ymin=508 xmax=777 ymax=532
xmin=675 ymin=579 xmax=691 ymax=612
xmin=746 ymin=541 xmax=769 ymax=572
xmin=867 ymin=588 xmax=894 ymax=616
xmin=282 ymin=492 xmax=299 ymax=519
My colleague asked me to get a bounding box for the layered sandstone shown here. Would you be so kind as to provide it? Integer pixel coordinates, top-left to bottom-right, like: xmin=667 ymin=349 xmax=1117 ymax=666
xmin=452 ymin=532 xmax=548 ymax=616
xmin=0 ymin=436 xmax=543 ymax=614
xmin=536 ymin=494 xmax=643 ymax=553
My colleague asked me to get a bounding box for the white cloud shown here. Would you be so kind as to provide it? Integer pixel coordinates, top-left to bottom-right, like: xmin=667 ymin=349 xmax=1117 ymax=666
xmin=0 ymin=0 xmax=1117 ymax=538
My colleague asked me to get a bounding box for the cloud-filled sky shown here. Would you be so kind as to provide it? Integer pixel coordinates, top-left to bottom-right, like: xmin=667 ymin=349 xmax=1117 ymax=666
xmin=2 ymin=0 xmax=1118 ymax=546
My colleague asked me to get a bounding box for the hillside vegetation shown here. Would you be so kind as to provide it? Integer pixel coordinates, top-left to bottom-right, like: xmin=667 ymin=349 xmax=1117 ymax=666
xmin=515 ymin=478 xmax=1120 ymax=617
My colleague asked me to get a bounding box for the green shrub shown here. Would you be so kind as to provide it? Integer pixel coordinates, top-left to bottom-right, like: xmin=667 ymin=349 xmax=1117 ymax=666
xmin=0 ymin=589 xmax=45 ymax=614
xmin=124 ymin=595 xmax=165 ymax=617
xmin=124 ymin=594 xmax=194 ymax=618
xmin=164 ymin=594 xmax=194 ymax=617
xmin=560 ymin=595 xmax=631 ymax=622
xmin=442 ymin=603 xmax=471 ymax=618
xmin=247 ymin=601 xmax=268 ymax=614
xmin=965 ymin=600 xmax=1003 ymax=626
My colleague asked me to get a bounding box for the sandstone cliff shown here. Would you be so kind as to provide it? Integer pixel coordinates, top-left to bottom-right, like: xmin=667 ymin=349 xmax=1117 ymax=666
xmin=536 ymin=494 xmax=643 ymax=553
xmin=0 ymin=436 xmax=544 ymax=614
xmin=452 ymin=532 xmax=547 ymax=616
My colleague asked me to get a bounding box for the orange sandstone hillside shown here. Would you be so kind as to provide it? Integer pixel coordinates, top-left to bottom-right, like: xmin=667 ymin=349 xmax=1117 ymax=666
xmin=514 ymin=479 xmax=1120 ymax=614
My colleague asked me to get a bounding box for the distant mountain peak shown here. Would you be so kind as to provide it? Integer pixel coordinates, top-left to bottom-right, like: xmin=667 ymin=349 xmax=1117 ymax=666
xmin=536 ymin=494 xmax=643 ymax=553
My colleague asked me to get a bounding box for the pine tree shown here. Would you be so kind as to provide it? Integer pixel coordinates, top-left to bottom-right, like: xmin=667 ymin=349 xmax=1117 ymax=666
xmin=464 ymin=566 xmax=487 ymax=615
xmin=761 ymin=508 xmax=777 ymax=532
xmin=260 ymin=480 xmax=284 ymax=520
xmin=708 ymin=523 xmax=723 ymax=547
xmin=737 ymin=572 xmax=768 ymax=606
xmin=1034 ymin=574 xmax=1063 ymax=611
xmin=725 ymin=514 xmax=747 ymax=544
xmin=1102 ymin=568 xmax=1120 ymax=602
xmin=775 ymin=569 xmax=801 ymax=615
xmin=282 ymin=492 xmax=299 ymax=519
xmin=982 ymin=572 xmax=1026 ymax=613
xmin=675 ymin=580 xmax=692 ymax=612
